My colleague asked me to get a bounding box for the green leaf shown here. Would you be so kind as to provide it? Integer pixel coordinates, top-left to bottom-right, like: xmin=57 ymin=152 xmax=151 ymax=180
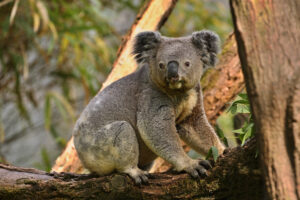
xmin=44 ymin=95 xmax=52 ymax=130
xmin=41 ymin=148 xmax=51 ymax=172
xmin=55 ymin=137 xmax=67 ymax=148
xmin=241 ymin=123 xmax=254 ymax=146
xmin=50 ymin=124 xmax=59 ymax=138
xmin=216 ymin=125 xmax=225 ymax=138
xmin=229 ymin=104 xmax=237 ymax=114
xmin=211 ymin=146 xmax=219 ymax=162
xmin=232 ymin=100 xmax=249 ymax=105
xmin=232 ymin=128 xmax=244 ymax=134
xmin=216 ymin=125 xmax=229 ymax=147
xmin=236 ymin=104 xmax=251 ymax=114
xmin=238 ymin=93 xmax=248 ymax=100
xmin=243 ymin=122 xmax=254 ymax=133
xmin=241 ymin=128 xmax=252 ymax=146
xmin=52 ymin=96 xmax=68 ymax=121
xmin=48 ymin=91 xmax=76 ymax=123
xmin=206 ymin=146 xmax=219 ymax=162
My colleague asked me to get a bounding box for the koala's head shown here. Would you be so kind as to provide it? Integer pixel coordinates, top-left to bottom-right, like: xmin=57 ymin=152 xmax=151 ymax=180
xmin=133 ymin=30 xmax=220 ymax=92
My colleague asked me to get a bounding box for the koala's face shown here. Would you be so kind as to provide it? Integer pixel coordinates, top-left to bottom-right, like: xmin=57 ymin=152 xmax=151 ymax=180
xmin=133 ymin=30 xmax=220 ymax=92
xmin=152 ymin=38 xmax=203 ymax=90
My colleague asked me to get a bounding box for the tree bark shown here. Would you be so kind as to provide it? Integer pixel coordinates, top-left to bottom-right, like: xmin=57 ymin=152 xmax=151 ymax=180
xmin=0 ymin=139 xmax=263 ymax=200
xmin=230 ymin=0 xmax=300 ymax=199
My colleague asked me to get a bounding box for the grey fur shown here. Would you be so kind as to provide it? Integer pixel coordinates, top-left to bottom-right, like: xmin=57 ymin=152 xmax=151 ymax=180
xmin=73 ymin=30 xmax=225 ymax=184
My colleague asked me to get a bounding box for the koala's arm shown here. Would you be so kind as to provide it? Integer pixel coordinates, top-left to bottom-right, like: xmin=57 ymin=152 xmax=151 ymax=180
xmin=137 ymin=91 xmax=197 ymax=172
xmin=177 ymin=86 xmax=225 ymax=155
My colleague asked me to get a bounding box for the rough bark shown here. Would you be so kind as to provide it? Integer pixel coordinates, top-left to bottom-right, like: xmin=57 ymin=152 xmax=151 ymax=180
xmin=230 ymin=0 xmax=300 ymax=199
xmin=0 ymin=139 xmax=263 ymax=200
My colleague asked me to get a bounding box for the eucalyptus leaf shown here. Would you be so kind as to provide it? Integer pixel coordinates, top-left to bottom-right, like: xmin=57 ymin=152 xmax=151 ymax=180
xmin=236 ymin=104 xmax=251 ymax=114
xmin=232 ymin=128 xmax=244 ymax=134
xmin=230 ymin=104 xmax=237 ymax=114
xmin=206 ymin=146 xmax=219 ymax=162
xmin=44 ymin=95 xmax=51 ymax=130
xmin=238 ymin=93 xmax=248 ymax=100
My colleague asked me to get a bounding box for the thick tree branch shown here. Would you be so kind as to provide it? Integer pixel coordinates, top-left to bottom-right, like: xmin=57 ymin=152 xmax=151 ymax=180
xmin=0 ymin=139 xmax=262 ymax=200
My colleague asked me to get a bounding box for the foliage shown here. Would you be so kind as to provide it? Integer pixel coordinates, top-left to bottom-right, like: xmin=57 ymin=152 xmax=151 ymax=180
xmin=0 ymin=0 xmax=232 ymax=133
xmin=206 ymin=146 xmax=219 ymax=162
xmin=34 ymin=147 xmax=51 ymax=172
xmin=0 ymin=0 xmax=132 ymax=121
xmin=228 ymin=93 xmax=255 ymax=146
xmin=216 ymin=124 xmax=229 ymax=147
xmin=0 ymin=0 xmax=140 ymax=168
xmin=161 ymin=0 xmax=232 ymax=42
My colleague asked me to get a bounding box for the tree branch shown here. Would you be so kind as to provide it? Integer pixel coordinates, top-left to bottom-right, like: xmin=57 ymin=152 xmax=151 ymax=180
xmin=0 ymin=139 xmax=262 ymax=200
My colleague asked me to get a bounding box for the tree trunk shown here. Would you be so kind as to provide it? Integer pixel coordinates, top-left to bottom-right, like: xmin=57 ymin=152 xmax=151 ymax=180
xmin=230 ymin=0 xmax=300 ymax=199
xmin=0 ymin=139 xmax=263 ymax=200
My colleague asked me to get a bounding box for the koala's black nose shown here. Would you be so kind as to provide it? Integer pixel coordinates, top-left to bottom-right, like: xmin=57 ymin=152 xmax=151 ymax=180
xmin=167 ymin=61 xmax=179 ymax=80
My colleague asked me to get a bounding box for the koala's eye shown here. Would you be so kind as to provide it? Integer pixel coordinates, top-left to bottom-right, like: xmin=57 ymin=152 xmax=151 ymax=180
xmin=159 ymin=62 xmax=165 ymax=69
xmin=184 ymin=61 xmax=190 ymax=67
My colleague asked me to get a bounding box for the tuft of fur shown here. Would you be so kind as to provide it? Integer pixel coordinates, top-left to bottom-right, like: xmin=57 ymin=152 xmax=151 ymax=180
xmin=132 ymin=31 xmax=161 ymax=63
xmin=191 ymin=30 xmax=220 ymax=68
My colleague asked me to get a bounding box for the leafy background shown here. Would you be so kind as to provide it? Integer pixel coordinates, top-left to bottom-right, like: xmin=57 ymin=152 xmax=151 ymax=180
xmin=0 ymin=0 xmax=253 ymax=171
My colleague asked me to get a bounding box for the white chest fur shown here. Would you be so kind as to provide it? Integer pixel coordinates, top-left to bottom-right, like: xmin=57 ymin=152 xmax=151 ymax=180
xmin=175 ymin=89 xmax=198 ymax=123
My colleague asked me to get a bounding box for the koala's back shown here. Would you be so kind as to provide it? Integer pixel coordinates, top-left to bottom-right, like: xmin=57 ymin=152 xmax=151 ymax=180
xmin=76 ymin=66 xmax=148 ymax=132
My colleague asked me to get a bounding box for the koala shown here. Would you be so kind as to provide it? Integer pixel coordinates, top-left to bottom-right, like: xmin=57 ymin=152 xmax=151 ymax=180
xmin=73 ymin=30 xmax=225 ymax=184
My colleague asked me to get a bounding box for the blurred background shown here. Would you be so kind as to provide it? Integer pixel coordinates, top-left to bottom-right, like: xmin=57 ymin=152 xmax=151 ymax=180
xmin=0 ymin=0 xmax=234 ymax=171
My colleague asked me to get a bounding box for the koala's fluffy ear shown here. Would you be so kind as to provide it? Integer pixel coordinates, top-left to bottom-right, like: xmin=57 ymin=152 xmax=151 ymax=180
xmin=132 ymin=31 xmax=161 ymax=64
xmin=191 ymin=30 xmax=220 ymax=67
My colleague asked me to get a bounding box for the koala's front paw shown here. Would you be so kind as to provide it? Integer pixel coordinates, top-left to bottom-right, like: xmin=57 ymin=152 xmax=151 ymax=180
xmin=182 ymin=159 xmax=212 ymax=179
xmin=124 ymin=167 xmax=150 ymax=185
xmin=198 ymin=159 xmax=212 ymax=169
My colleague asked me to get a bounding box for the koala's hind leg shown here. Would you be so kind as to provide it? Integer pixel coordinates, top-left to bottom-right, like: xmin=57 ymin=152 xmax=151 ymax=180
xmin=74 ymin=121 xmax=149 ymax=184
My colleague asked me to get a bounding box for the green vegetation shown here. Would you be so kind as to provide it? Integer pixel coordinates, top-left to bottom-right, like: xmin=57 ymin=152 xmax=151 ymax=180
xmin=161 ymin=0 xmax=232 ymax=42
xmin=228 ymin=93 xmax=255 ymax=146
xmin=206 ymin=146 xmax=219 ymax=162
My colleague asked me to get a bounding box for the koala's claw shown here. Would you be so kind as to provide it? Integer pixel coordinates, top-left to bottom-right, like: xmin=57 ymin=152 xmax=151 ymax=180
xmin=133 ymin=174 xmax=149 ymax=185
xmin=196 ymin=166 xmax=208 ymax=177
xmin=184 ymin=165 xmax=208 ymax=179
xmin=199 ymin=160 xmax=212 ymax=170
xmin=126 ymin=168 xmax=150 ymax=185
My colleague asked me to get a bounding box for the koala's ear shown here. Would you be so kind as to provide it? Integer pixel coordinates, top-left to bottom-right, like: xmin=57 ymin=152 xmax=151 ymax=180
xmin=132 ymin=31 xmax=161 ymax=63
xmin=191 ymin=30 xmax=220 ymax=67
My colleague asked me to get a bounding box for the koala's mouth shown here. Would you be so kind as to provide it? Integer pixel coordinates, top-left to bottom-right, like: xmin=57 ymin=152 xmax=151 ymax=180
xmin=167 ymin=78 xmax=184 ymax=90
